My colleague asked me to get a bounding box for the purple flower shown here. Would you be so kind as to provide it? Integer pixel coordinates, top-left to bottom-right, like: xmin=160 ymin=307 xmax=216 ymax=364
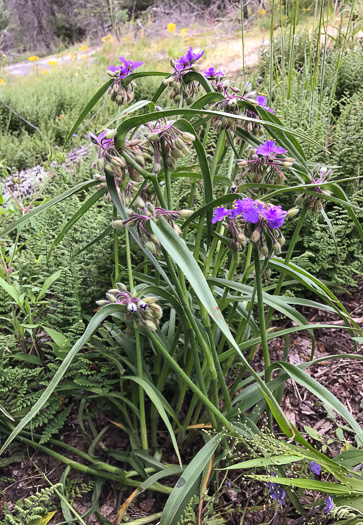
xmin=107 ymin=57 xmax=143 ymax=78
xmin=256 ymin=94 xmax=274 ymax=114
xmin=262 ymin=205 xmax=287 ymax=229
xmin=268 ymin=474 xmax=286 ymax=507
xmin=240 ymin=197 xmax=261 ymax=223
xmin=175 ymin=46 xmax=204 ymax=70
xmin=72 ymin=133 xmax=78 ymax=138
xmin=325 ymin=496 xmax=333 ymax=513
xmin=204 ymin=66 xmax=224 ymax=78
xmin=310 ymin=461 xmax=321 ymax=476
xmin=256 ymin=139 xmax=286 ymax=157
xmin=211 ymin=206 xmax=231 ymax=224
xmin=230 ymin=199 xmax=244 ymax=218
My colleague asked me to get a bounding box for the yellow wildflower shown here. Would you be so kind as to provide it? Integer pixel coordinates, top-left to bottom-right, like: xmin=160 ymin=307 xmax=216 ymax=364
xmin=167 ymin=23 xmax=176 ymax=34
xmin=48 ymin=59 xmax=57 ymax=66
xmin=0 ymin=78 xmax=5 ymax=84
xmin=41 ymin=69 xmax=48 ymax=74
xmin=180 ymin=27 xmax=188 ymax=37
xmin=80 ymin=44 xmax=88 ymax=51
xmin=261 ymin=8 xmax=266 ymax=14
xmin=101 ymin=34 xmax=114 ymax=43
xmin=28 ymin=55 xmax=39 ymax=62
xmin=71 ymin=53 xmax=77 ymax=60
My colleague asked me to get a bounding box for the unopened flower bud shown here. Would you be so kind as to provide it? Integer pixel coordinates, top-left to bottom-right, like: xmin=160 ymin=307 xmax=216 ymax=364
xmin=97 ymin=158 xmax=105 ymax=170
xmin=96 ymin=300 xmax=108 ymax=307
xmin=273 ymin=243 xmax=281 ymax=254
xmin=237 ymin=233 xmax=247 ymax=245
xmin=143 ymin=296 xmax=157 ymax=304
xmin=295 ymin=195 xmax=306 ymax=206
xmin=287 ymin=207 xmax=299 ymax=219
xmin=182 ymin=132 xmax=196 ymax=143
xmin=106 ymin=293 xmax=117 ymax=303
xmin=261 ymin=244 xmax=269 ymax=257
xmin=145 ymin=319 xmax=157 ymax=332
xmin=108 ymin=289 xmax=120 ymax=295
xmin=251 ymin=229 xmax=261 ymax=243
xmin=145 ymin=241 xmax=156 ymax=253
xmin=164 ymin=76 xmax=174 ymax=84
xmin=279 ymin=234 xmax=285 ymax=246
xmin=116 ymin=282 xmax=127 ymax=291
xmin=112 ymin=220 xmax=124 ymax=229
xmin=171 ymin=148 xmax=184 ymax=159
xmin=173 ymin=223 xmax=182 ymax=235
xmin=148 ymin=133 xmax=161 ymax=142
xmin=135 ymin=197 xmax=145 ymax=208
xmin=150 ymin=303 xmax=163 ymax=319
xmin=179 ymin=209 xmax=194 ymax=218
xmin=237 ymin=159 xmax=248 ymax=167
xmin=105 ymin=128 xmax=117 ymax=139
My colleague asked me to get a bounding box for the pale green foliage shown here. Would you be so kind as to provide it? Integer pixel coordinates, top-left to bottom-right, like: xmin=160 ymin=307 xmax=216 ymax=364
xmin=2 ymin=484 xmax=61 ymax=524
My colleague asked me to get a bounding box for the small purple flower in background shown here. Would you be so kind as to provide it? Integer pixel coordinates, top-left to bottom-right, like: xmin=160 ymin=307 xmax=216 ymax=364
xmin=256 ymin=94 xmax=274 ymax=114
xmin=204 ymin=66 xmax=225 ymax=78
xmin=268 ymin=474 xmax=286 ymax=506
xmin=240 ymin=197 xmax=261 ymax=223
xmin=175 ymin=46 xmax=204 ymax=70
xmin=310 ymin=461 xmax=321 ymax=476
xmin=262 ymin=205 xmax=288 ymax=229
xmin=325 ymin=496 xmax=334 ymax=513
xmin=72 ymin=133 xmax=78 ymax=138
xmin=256 ymin=139 xmax=287 ymax=157
xmin=211 ymin=206 xmax=231 ymax=224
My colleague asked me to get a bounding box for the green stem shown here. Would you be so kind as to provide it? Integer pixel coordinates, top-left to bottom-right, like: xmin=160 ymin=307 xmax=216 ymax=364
xmin=265 ymin=203 xmax=308 ymax=328
xmin=113 ymin=206 xmax=119 ymax=282
xmin=161 ymin=139 xmax=172 ymax=210
xmin=253 ymin=248 xmax=270 ymax=380
xmin=125 ymin=228 xmax=148 ymax=451
xmin=148 ymin=333 xmax=235 ymax=433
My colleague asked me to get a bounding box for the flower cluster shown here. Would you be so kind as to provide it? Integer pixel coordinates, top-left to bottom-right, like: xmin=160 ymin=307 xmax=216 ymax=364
xmin=235 ymin=139 xmax=295 ymax=186
xmin=212 ymin=197 xmax=291 ymax=255
xmin=164 ymin=46 xmax=204 ymax=104
xmin=28 ymin=55 xmax=39 ymax=62
xmin=204 ymin=66 xmax=225 ymax=79
xmin=101 ymin=34 xmax=114 ymax=43
xmin=295 ymin=166 xmax=332 ymax=213
xmin=107 ymin=57 xmax=143 ymax=105
xmin=268 ymin=474 xmax=286 ymax=507
xmin=208 ymin=80 xmax=275 ymax=133
xmin=140 ymin=122 xmax=196 ymax=172
xmin=96 ymin=284 xmax=163 ymax=332
xmin=112 ymin=202 xmax=193 ymax=255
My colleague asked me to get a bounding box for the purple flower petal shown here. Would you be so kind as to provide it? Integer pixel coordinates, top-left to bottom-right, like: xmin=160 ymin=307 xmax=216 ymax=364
xmin=256 ymin=94 xmax=267 ymax=106
xmin=211 ymin=206 xmax=231 ymax=224
xmin=240 ymin=197 xmax=261 ymax=223
xmin=204 ymin=66 xmax=225 ymax=77
xmin=310 ymin=461 xmax=321 ymax=476
xmin=256 ymin=139 xmax=286 ymax=157
xmin=325 ymin=496 xmax=333 ymax=513
xmin=262 ymin=205 xmax=287 ymax=229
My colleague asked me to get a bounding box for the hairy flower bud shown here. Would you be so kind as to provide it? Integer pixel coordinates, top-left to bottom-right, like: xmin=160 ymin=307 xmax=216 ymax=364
xmin=148 ymin=133 xmax=161 ymax=142
xmin=287 ymin=207 xmax=299 ymax=219
xmin=261 ymin=244 xmax=269 ymax=257
xmin=150 ymin=303 xmax=163 ymax=319
xmin=273 ymin=242 xmax=281 ymax=254
xmin=251 ymin=229 xmax=261 ymax=243
xmin=182 ymin=132 xmax=196 ymax=143
xmin=112 ymin=220 xmax=125 ymax=229
xmin=97 ymin=158 xmax=105 ymax=170
xmin=179 ymin=209 xmax=194 ymax=218
xmin=105 ymin=128 xmax=117 ymax=139
xmin=144 ymin=319 xmax=157 ymax=332
xmin=96 ymin=300 xmax=108 ymax=306
xmin=116 ymin=282 xmax=127 ymax=291
xmin=106 ymin=293 xmax=117 ymax=303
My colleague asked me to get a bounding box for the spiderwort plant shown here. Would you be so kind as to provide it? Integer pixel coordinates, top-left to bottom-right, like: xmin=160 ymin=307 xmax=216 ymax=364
xmin=2 ymin=44 xmax=363 ymax=523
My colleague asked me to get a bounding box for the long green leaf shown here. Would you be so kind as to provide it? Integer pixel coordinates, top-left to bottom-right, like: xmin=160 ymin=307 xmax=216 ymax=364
xmin=222 ymin=455 xmax=304 ymax=470
xmin=0 ymin=304 xmax=124 ymax=454
xmin=249 ymin=475 xmax=363 ymax=495
xmin=125 ymin=376 xmax=182 ymax=467
xmin=37 ymin=270 xmax=62 ymax=301
xmin=0 ymin=276 xmax=19 ymax=302
xmin=160 ymin=435 xmax=220 ymax=525
xmin=0 ymin=180 xmax=99 ymax=238
xmin=72 ymin=225 xmax=113 ymax=259
xmin=48 ymin=187 xmax=107 ymax=260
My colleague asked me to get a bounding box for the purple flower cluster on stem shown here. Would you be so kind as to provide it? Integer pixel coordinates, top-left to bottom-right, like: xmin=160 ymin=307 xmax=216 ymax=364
xmin=108 ymin=56 xmax=143 ymax=78
xmin=256 ymin=94 xmax=274 ymax=114
xmin=175 ymin=46 xmax=204 ymax=70
xmin=204 ymin=66 xmax=224 ymax=78
xmin=211 ymin=197 xmax=287 ymax=230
